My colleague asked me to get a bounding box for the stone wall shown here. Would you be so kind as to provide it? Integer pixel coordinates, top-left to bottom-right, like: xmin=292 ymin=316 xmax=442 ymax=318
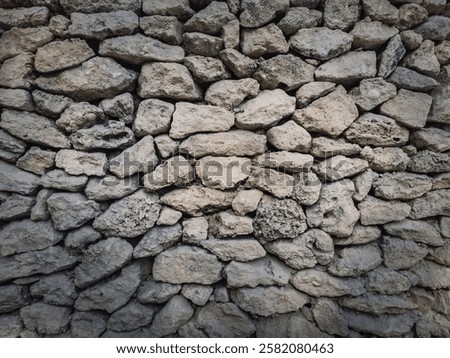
xmin=0 ymin=0 xmax=450 ymax=338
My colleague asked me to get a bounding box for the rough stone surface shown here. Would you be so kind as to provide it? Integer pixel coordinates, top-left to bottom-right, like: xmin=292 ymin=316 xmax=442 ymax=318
xmin=241 ymin=24 xmax=289 ymax=58
xmin=133 ymin=224 xmax=182 ymax=258
xmin=328 ymin=244 xmax=383 ymax=277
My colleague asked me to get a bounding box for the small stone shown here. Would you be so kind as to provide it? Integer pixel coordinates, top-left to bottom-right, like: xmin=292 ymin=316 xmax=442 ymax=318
xmin=153 ymin=245 xmax=223 ymax=285
xmin=184 ymin=56 xmax=230 ymax=83
xmin=292 ymin=171 xmax=321 ymax=206
xmin=35 ymin=39 xmax=94 ymax=73
xmin=306 ymin=180 xmax=359 ymax=238
xmin=0 ymin=160 xmax=40 ymax=195
xmin=350 ymin=19 xmax=398 ymax=49
xmin=138 ymin=62 xmax=202 ymax=100
xmin=71 ymin=311 xmax=108 ymax=338
xmin=183 ymin=32 xmax=223 ymax=56
xmin=99 ymin=93 xmax=134 ymax=124
xmin=313 ymin=155 xmax=369 ymax=181
xmin=182 ymin=285 xmax=213 ymax=306
xmin=0 ymin=129 xmax=26 ymax=163
xmin=222 ymin=19 xmax=240 ymax=49
xmin=344 ymin=113 xmax=409 ymax=147
xmin=255 ymin=151 xmax=314 ymax=173
xmin=20 ymin=303 xmax=71 ymax=335
xmin=359 ymin=196 xmax=411 ymax=226
xmin=0 ymin=285 xmax=30 ymax=314
xmin=30 ymin=272 xmax=77 ymax=306
xmin=373 ymin=173 xmax=432 ymax=200
xmin=312 ymin=298 xmax=350 ymax=337
xmin=409 ymin=189 xmax=450 ymax=219
xmin=201 ymin=239 xmax=266 ymax=262
xmin=334 ymin=224 xmax=381 ymax=245
xmin=430 ymin=241 xmax=450 ymax=266
xmin=230 ymin=285 xmax=309 ymax=317
xmin=47 ymin=193 xmax=102 ymax=231
xmin=435 ymin=40 xmax=450 ymax=65
xmin=205 ymin=78 xmax=259 ymax=109
xmin=324 ymin=0 xmax=360 ymax=30
xmin=387 ymin=67 xmax=438 ymax=91
xmin=345 ymin=311 xmax=416 ymax=337
xmin=411 ymin=128 xmax=450 ymax=153
xmin=137 ymin=280 xmax=181 ymax=304
xmin=407 ymin=151 xmax=450 ymax=174
xmin=328 ymin=244 xmax=383 ymax=277
xmin=353 ymin=169 xmax=374 ymax=201
xmin=69 ymin=121 xmax=135 ymax=151
xmin=179 ymin=130 xmax=266 ymax=158
xmin=133 ymin=99 xmax=174 ymax=137
xmin=0 ymin=194 xmax=34 ymax=221
xmin=0 ymin=53 xmax=34 ymax=90
xmin=75 ymin=237 xmax=133 ymax=288
xmin=99 ymin=34 xmax=184 ymax=64
xmin=254 ymin=195 xmax=307 ymax=243
xmin=142 ymin=0 xmax=194 ymax=20
xmin=133 ymin=224 xmax=182 ymax=258
xmin=231 ymin=190 xmax=262 ymax=216
xmin=403 ymin=40 xmax=441 ymax=77
xmin=294 ymin=89 xmax=358 ymax=137
xmin=0 ymin=6 xmax=49 ymax=29
xmin=384 ymin=219 xmax=443 ymax=247
xmin=55 ymin=150 xmax=107 ymax=177
xmin=367 ymin=266 xmax=411 ymax=295
xmin=382 ymin=236 xmax=428 ymax=270
xmin=277 ymin=7 xmax=322 ymax=36
xmin=57 ymin=102 xmax=105 ymax=134
xmin=400 ymin=30 xmax=423 ymax=51
xmin=241 ymin=24 xmax=289 ymax=58
xmin=362 ymin=0 xmax=399 ymax=24
xmin=239 ymin=0 xmax=289 ymax=28
xmin=246 ymin=167 xmax=294 ymax=199
xmin=291 ymin=269 xmax=366 ymax=297
xmin=310 ymin=137 xmax=361 ymax=158
xmin=208 ymin=211 xmax=253 ymax=238
xmin=396 ymin=4 xmax=428 ymax=30
xmin=0 ymin=314 xmax=22 ymax=337
xmin=32 ymin=90 xmax=73 ymax=119
xmin=433 ymin=174 xmax=450 ymax=191
xmin=140 ymin=16 xmax=183 ymax=45
xmin=414 ymin=15 xmax=450 ymax=41
xmin=360 ymin=146 xmax=409 ymax=172
xmin=182 ymin=217 xmax=208 ymax=244
xmin=85 ymin=175 xmax=139 ymax=202
xmin=349 ymin=78 xmax=397 ymax=111
xmin=65 ymin=225 xmax=101 ymax=249
xmin=0 ymin=88 xmax=34 ymax=111
xmin=219 ymin=49 xmax=257 ymax=78
xmin=107 ymin=300 xmax=155 ymax=332
xmin=60 ymin=0 xmax=142 ymax=14
xmin=93 ymin=190 xmax=160 ymax=238
xmin=183 ymin=1 xmax=235 ymax=35
xmin=428 ymin=83 xmax=450 ymax=124
xmin=36 ymin=57 xmax=137 ymax=101
xmin=315 ymin=51 xmax=377 ymax=85
xmin=157 ymin=207 xmax=182 ymax=226
xmin=40 ymin=170 xmax=88 ymax=192
xmin=170 ymin=102 xmax=234 ymax=139
xmin=0 ymin=27 xmax=53 ymax=62
xmin=149 ymin=296 xmax=194 ymax=337
xmin=409 ymin=260 xmax=450 ymax=289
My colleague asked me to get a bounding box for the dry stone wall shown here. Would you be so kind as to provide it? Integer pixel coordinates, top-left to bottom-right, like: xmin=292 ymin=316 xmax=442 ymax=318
xmin=0 ymin=0 xmax=450 ymax=338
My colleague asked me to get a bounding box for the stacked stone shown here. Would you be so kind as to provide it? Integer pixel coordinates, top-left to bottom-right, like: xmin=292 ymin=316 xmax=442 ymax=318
xmin=0 ymin=0 xmax=449 ymax=338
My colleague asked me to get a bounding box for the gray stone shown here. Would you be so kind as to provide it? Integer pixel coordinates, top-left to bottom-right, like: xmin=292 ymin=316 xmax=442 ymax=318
xmin=384 ymin=219 xmax=443 ymax=247
xmin=334 ymin=224 xmax=381 ymax=246
xmin=32 ymin=90 xmax=73 ymax=118
xmin=201 ymin=239 xmax=266 ymax=262
xmin=292 ymin=171 xmax=321 ymax=206
xmin=0 ymin=285 xmax=29 ymax=313
xmin=182 ymin=284 xmax=213 ymax=306
xmin=400 ymin=30 xmax=423 ymax=51
xmin=40 ymin=170 xmax=88 ymax=192
xmin=312 ymin=299 xmax=349 ymax=337
xmin=47 ymin=193 xmax=101 ymax=231
xmin=222 ymin=18 xmax=240 ymax=49
xmin=93 ymin=190 xmax=160 ymax=238
xmin=71 ymin=311 xmax=108 ymax=338
xmin=404 ymin=40 xmax=441 ymax=77
xmin=324 ymin=0 xmax=360 ymax=31
xmin=182 ymin=217 xmax=208 ymax=244
xmin=428 ymin=83 xmax=450 ymax=124
xmin=350 ymin=19 xmax=398 ymax=49
xmin=246 ymin=167 xmax=294 ymax=199
xmin=75 ymin=237 xmax=133 ymax=288
xmin=133 ymin=224 xmax=182 ymax=258
xmin=0 ymin=219 xmax=63 ymax=256
xmin=55 ymin=150 xmax=107 ymax=177
xmin=224 ymin=256 xmax=291 ymax=288
xmin=360 ymin=146 xmax=409 ymax=172
xmin=179 ymin=130 xmax=266 ymax=158
xmin=1 ymin=110 xmax=70 ymax=149
xmin=0 ymin=160 xmax=40 ymax=195
xmin=231 ymin=285 xmax=309 ymax=317
xmin=409 ymin=261 xmax=450 ymax=289
xmin=407 ymin=151 xmax=450 ymax=174
xmin=205 ymin=78 xmax=259 ymax=110
xmin=306 ymin=180 xmax=359 ymax=238
xmin=435 ymin=40 xmax=450 ymax=65
xmin=0 ymin=88 xmax=34 ymax=111
xmin=344 ymin=113 xmax=409 ymax=147
xmin=349 ymin=78 xmax=397 ymax=111
xmin=35 ymin=39 xmax=94 ymax=73
xmin=137 ymin=280 xmax=181 ymax=304
xmin=157 ymin=207 xmax=183 ymax=226
xmin=291 ymin=269 xmax=366 ymax=297
xmin=149 ymin=295 xmax=194 ymax=337
xmin=0 ymin=194 xmax=35 ymax=221
xmin=277 ymin=7 xmax=322 ymax=36
xmin=99 ymin=34 xmax=184 ymax=64
xmin=388 ymin=67 xmax=438 ymax=91
xmin=0 ymin=129 xmax=26 ymax=163
xmin=36 ymin=57 xmax=137 ymax=101
xmin=367 ymin=266 xmax=411 ymax=295
xmin=310 ymin=137 xmax=361 ymax=158
xmin=241 ymin=24 xmax=289 ymax=58
xmin=155 ymin=135 xmax=179 ymax=159
xmin=328 ymin=244 xmax=383 ymax=277
xmin=378 ymin=35 xmax=407 ymax=78
xmin=184 ymin=1 xmax=235 ymax=34
xmin=313 ymin=155 xmax=368 ymax=181
xmin=253 ymin=54 xmax=315 ymax=90
xmin=138 ymin=62 xmax=202 ymax=100
xmin=266 ymin=121 xmax=312 ymax=153
xmin=359 ymin=196 xmax=411 ymax=226
xmin=0 ymin=246 xmax=78 ymax=283
xmin=183 ymin=32 xmax=223 ymax=56
xmin=290 ymin=27 xmax=353 ymax=60
xmin=140 ymin=15 xmax=183 ymax=45
xmin=30 ymin=272 xmax=77 ymax=306
xmin=254 ymin=195 xmax=307 ymax=243
xmin=0 ymin=314 xmax=22 ymax=338
xmin=293 ymin=89 xmax=358 ymax=137
xmin=219 ymin=49 xmax=257 ymax=78
xmin=20 ymin=303 xmax=71 ymax=335
xmin=60 ymin=0 xmax=142 ymax=14
xmin=0 ymin=26 xmax=53 ymax=62
xmin=239 ymin=0 xmax=289 ymax=28
xmin=254 ymin=151 xmax=313 ymax=173
xmin=99 ymin=93 xmax=134 ymax=124
xmin=353 ymin=169 xmax=374 ymax=202
xmin=208 ymin=211 xmax=253 ymax=238
xmin=409 ymin=189 xmax=450 ymax=219
xmin=153 ymin=245 xmax=223 ymax=284
xmin=362 ymin=0 xmax=399 ymax=24
xmin=57 ymin=102 xmax=105 ymax=135
xmin=397 ymin=3 xmax=428 ymax=30
xmin=315 ymin=51 xmax=377 ymax=85
xmin=75 ymin=261 xmax=149 ymax=313
xmin=184 ymin=56 xmax=230 ymax=83
xmin=65 ymin=225 xmax=102 ymax=249
xmin=345 ymin=311 xmax=416 ymax=337
xmin=381 ymin=236 xmax=428 ymax=270
xmin=107 ymin=300 xmax=155 ymax=332
xmin=430 ymin=241 xmax=450 ymax=266
xmin=0 ymin=53 xmax=34 ymax=89
xmin=414 ymin=15 xmax=450 ymax=41
xmin=373 ymin=173 xmax=432 ymax=200
xmin=195 ymin=302 xmax=255 ymax=338
xmin=411 ymin=128 xmax=450 ymax=153
xmin=133 ymin=99 xmax=174 ymax=137
xmin=0 ymin=6 xmax=49 ymax=29
xmin=142 ymin=0 xmax=194 ymax=20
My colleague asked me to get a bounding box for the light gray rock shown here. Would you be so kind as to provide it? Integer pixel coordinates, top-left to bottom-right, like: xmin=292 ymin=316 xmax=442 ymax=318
xmin=219 ymin=49 xmax=257 ymax=78
xmin=201 ymin=239 xmax=266 ymax=262
xmin=57 ymin=102 xmax=105 ymax=135
xmin=133 ymin=99 xmax=174 ymax=137
xmin=0 ymin=129 xmax=26 ymax=163
xmin=179 ymin=130 xmax=266 ymax=158
xmin=0 ymin=285 xmax=30 ymax=313
xmin=182 ymin=217 xmax=208 ymax=244
xmin=408 ymin=151 xmax=450 ymax=174
xmin=142 ymin=0 xmax=194 ymax=20
xmin=360 ymin=146 xmax=409 ymax=172
xmin=313 ymin=155 xmax=368 ymax=181
xmin=32 ymin=90 xmax=73 ymax=118
xmin=182 ymin=284 xmax=213 ymax=306
xmin=328 ymin=244 xmax=383 ymax=277
xmin=367 ymin=266 xmax=411 ymax=295
xmin=324 ymin=0 xmax=360 ymax=31
xmin=381 ymin=236 xmax=428 ymax=270
xmin=183 ymin=32 xmax=223 ymax=56
xmin=208 ymin=211 xmax=253 ymax=238
xmin=409 ymin=189 xmax=450 ymax=219
xmin=153 ymin=245 xmax=223 ymax=285
xmin=75 ymin=237 xmax=133 ymax=288
xmin=349 ymin=78 xmax=397 ymax=111
xmin=0 ymin=219 xmax=63 ymax=256
xmin=205 ymin=78 xmax=259 ymax=109
xmin=290 ymin=27 xmax=353 ymax=60
xmin=20 ymin=303 xmax=71 ymax=335
xmin=378 ymin=34 xmax=407 ymax=78
xmin=312 ymin=299 xmax=350 ymax=337
xmin=253 ymin=54 xmax=315 ymax=90
xmin=107 ymin=300 xmax=155 ymax=332
xmin=133 ymin=224 xmax=182 ymax=258
xmin=310 ymin=137 xmax=361 ymax=158
xmin=231 ymin=285 xmax=309 ymax=317
xmin=345 ymin=311 xmax=416 ymax=337
xmin=93 ymin=190 xmax=160 ymax=238
xmin=315 ymin=51 xmax=377 ymax=85
xmin=184 ymin=56 xmax=230 ymax=83
xmin=359 ymin=196 xmax=411 ymax=226
xmin=140 ymin=15 xmax=183 ymax=45
xmin=353 ymin=169 xmax=374 ymax=202
xmin=55 ymin=150 xmax=107 ymax=177
xmin=239 ymin=0 xmax=289 ymax=28
xmin=277 ymin=7 xmax=322 ymax=36
xmin=137 ymin=280 xmax=181 ymax=304
xmin=1 ymin=110 xmax=70 ymax=149
xmin=362 ymin=0 xmax=399 ymax=24
xmin=36 ymin=57 xmax=137 ymax=101
xmin=154 ymin=135 xmax=179 ymax=158
xmin=334 ymin=224 xmax=381 ymax=246
xmin=99 ymin=93 xmax=134 ymax=124
xmin=411 ymin=128 xmax=450 ymax=153
xmin=241 ymin=24 xmax=289 ymax=58
xmin=65 ymin=225 xmax=102 ymax=249
xmin=30 ymin=272 xmax=77 ymax=306
xmin=0 ymin=6 xmax=49 ymax=29
xmin=430 ymin=241 xmax=450 ymax=266
xmin=384 ymin=219 xmax=443 ymax=247
xmin=254 ymin=151 xmax=314 ymax=173
xmin=47 ymin=193 xmax=102 ymax=231
xmin=246 ymin=167 xmax=294 ymax=199
xmin=254 ymin=195 xmax=307 ymax=243
xmin=0 ymin=53 xmax=34 ymax=90
xmin=292 ymin=171 xmax=321 ymax=206
xmin=400 ymin=30 xmax=423 ymax=51
xmin=0 ymin=194 xmax=35 ymax=221
xmin=0 ymin=246 xmax=79 ymax=283
xmin=266 ymin=121 xmax=312 ymax=153
xmin=404 ymin=40 xmax=441 ymax=77
xmin=350 ymin=18 xmax=398 ymax=49
xmin=373 ymin=173 xmax=432 ymax=200
xmin=0 ymin=160 xmax=40 ymax=195
xmin=409 ymin=261 xmax=450 ymax=290
xmin=71 ymin=311 xmax=108 ymax=338
xmin=138 ymin=62 xmax=202 ymax=100
xmin=306 ymin=180 xmax=359 ymax=238
xmin=0 ymin=88 xmax=34 ymax=111
xmin=293 ymin=89 xmax=358 ymax=137
xmin=40 ymin=170 xmax=88 ymax=192
xmin=157 ymin=207 xmax=182 ymax=226
xmin=99 ymin=34 xmax=184 ymax=64
xmin=184 ymin=1 xmax=235 ymax=34
xmin=222 ymin=18 xmax=240 ymax=49
xmin=35 ymin=39 xmax=94 ymax=73
xmin=414 ymin=15 xmax=450 ymax=41
xmin=60 ymin=0 xmax=142 ymax=14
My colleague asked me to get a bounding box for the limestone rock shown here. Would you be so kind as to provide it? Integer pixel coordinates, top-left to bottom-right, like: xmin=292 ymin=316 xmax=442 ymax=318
xmin=40 ymin=170 xmax=88 ymax=192
xmin=239 ymin=0 xmax=289 ymax=28
xmin=373 ymin=173 xmax=432 ymax=200
xmin=181 ymin=284 xmax=213 ymax=306
xmin=222 ymin=18 xmax=240 ymax=49
xmin=219 ymin=49 xmax=257 ymax=78
xmin=20 ymin=303 xmax=71 ymax=335
xmin=65 ymin=225 xmax=102 ymax=249
xmin=0 ymin=53 xmax=34 ymax=90
xmin=413 ymin=16 xmax=450 ymax=42
xmin=313 ymin=155 xmax=368 ymax=181
xmin=353 ymin=169 xmax=374 ymax=202
xmin=0 ymin=6 xmax=49 ymax=29
xmin=266 ymin=121 xmax=312 ymax=153
xmin=334 ymin=224 xmax=381 ymax=246
xmin=310 ymin=137 xmax=361 ymax=158
xmin=292 ymin=171 xmax=321 ymax=206
xmin=231 ymin=190 xmax=263 ymax=216
xmin=345 ymin=311 xmax=416 ymax=337
xmin=241 ymin=24 xmax=289 ymax=58
xmin=378 ymin=34 xmax=407 ymax=78
xmin=209 ymin=211 xmax=253 ymax=238
xmin=57 ymin=102 xmax=105 ymax=134
xmin=254 ymin=151 xmax=314 ymax=173
xmin=0 ymin=314 xmax=23 ymax=338
xmin=328 ymin=244 xmax=383 ymax=277
xmin=142 ymin=0 xmax=194 ymax=20
xmin=0 ymin=160 xmax=40 ymax=195
xmin=133 ymin=99 xmax=174 ymax=137
xmin=55 ymin=150 xmax=107 ymax=177
xmin=350 ymin=19 xmax=398 ymax=49
xmin=184 ymin=56 xmax=230 ymax=83
xmin=93 ymin=190 xmax=160 ymax=238
xmin=133 ymin=224 xmax=182 ymax=258
xmin=324 ymin=0 xmax=360 ymax=31
xmin=143 ymin=155 xmax=194 ymax=191
xmin=362 ymin=0 xmax=399 ymax=24
xmin=277 ymin=7 xmax=322 ymax=36
xmin=409 ymin=261 xmax=450 ymax=290
xmin=140 ymin=15 xmax=183 ymax=45
xmin=99 ymin=34 xmax=184 ymax=64
xmin=184 ymin=1 xmax=235 ymax=34
xmin=349 ymin=78 xmax=397 ymax=111
xmin=384 ymin=219 xmax=443 ymax=247
xmin=181 ymin=217 xmax=207 ymax=245
xmin=36 ymin=57 xmax=137 ymax=101
xmin=99 ymin=93 xmax=134 ymax=124
xmin=157 ymin=207 xmax=183 ymax=226
xmin=205 ymin=78 xmax=259 ymax=109
xmin=409 ymin=189 xmax=450 ymax=219
xmin=0 ymin=129 xmax=26 ymax=163
xmin=85 ymin=175 xmax=139 ymax=201
xmin=408 ymin=151 xmax=450 ymax=174
xmin=382 ymin=237 xmax=428 ymax=270
xmin=60 ymin=0 xmax=142 ymax=14
xmin=16 ymin=147 xmax=55 ymax=176
xmin=0 ymin=285 xmax=30 ymax=313
xmin=403 ymin=40 xmax=441 ymax=77
xmin=0 ymin=88 xmax=34 ymax=112
xmin=313 ymin=298 xmax=349 ymax=337
xmin=32 ymin=90 xmax=73 ymax=119
xmin=246 ymin=167 xmax=294 ymax=199
xmin=360 ymin=146 xmax=409 ymax=172
xmin=411 ymin=128 xmax=450 ymax=153
xmin=183 ymin=32 xmax=223 ymax=56
xmin=0 ymin=194 xmax=35 ymax=221
xmin=201 ymin=239 xmax=266 ymax=262
xmin=359 ymin=196 xmax=411 ymax=226
xmin=153 ymin=245 xmax=223 ymax=285
xmin=138 ymin=62 xmax=202 ymax=100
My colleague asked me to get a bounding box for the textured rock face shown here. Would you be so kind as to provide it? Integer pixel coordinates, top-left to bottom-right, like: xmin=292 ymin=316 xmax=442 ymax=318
xmin=0 ymin=0 xmax=447 ymax=339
